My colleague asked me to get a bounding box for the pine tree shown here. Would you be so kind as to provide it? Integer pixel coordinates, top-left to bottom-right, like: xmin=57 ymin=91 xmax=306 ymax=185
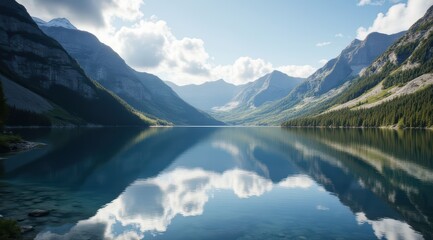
xmin=0 ymin=82 xmax=7 ymax=128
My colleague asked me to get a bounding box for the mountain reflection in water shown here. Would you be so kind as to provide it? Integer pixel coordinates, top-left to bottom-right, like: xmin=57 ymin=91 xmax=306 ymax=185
xmin=0 ymin=127 xmax=431 ymax=240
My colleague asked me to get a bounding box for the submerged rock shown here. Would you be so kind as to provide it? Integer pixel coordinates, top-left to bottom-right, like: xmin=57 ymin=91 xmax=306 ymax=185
xmin=20 ymin=225 xmax=34 ymax=233
xmin=28 ymin=210 xmax=49 ymax=217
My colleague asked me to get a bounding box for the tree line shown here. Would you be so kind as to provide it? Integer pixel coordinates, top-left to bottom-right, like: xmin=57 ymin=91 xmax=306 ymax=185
xmin=283 ymin=85 xmax=433 ymax=128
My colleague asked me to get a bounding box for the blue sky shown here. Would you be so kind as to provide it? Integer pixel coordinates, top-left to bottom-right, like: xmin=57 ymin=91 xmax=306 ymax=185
xmin=17 ymin=0 xmax=433 ymax=85
xmin=137 ymin=0 xmax=396 ymax=66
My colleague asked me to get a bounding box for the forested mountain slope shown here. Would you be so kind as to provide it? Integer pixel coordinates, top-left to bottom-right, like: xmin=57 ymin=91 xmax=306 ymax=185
xmin=214 ymin=32 xmax=402 ymax=125
xmin=283 ymin=5 xmax=433 ymax=128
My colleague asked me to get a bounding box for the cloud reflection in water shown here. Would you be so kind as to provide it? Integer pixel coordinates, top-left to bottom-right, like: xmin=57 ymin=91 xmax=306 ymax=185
xmin=36 ymin=168 xmax=313 ymax=240
xmin=356 ymin=212 xmax=423 ymax=240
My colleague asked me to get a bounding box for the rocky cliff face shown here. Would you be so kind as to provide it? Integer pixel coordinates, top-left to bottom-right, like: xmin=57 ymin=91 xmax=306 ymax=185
xmin=0 ymin=0 xmax=150 ymax=126
xmin=361 ymin=7 xmax=433 ymax=79
xmin=38 ymin=22 xmax=222 ymax=125
xmin=0 ymin=4 xmax=95 ymax=98
xmin=302 ymin=31 xmax=405 ymax=96
xmin=282 ymin=5 xmax=433 ymax=128
xmin=39 ymin=25 xmax=150 ymax=105
xmin=333 ymin=4 xmax=433 ymax=105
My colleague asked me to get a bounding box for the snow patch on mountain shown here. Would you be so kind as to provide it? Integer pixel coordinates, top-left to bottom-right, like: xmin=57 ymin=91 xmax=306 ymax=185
xmin=32 ymin=17 xmax=77 ymax=30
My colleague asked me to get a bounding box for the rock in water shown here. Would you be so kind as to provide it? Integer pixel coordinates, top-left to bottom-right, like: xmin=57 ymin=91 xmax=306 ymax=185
xmin=20 ymin=225 xmax=34 ymax=233
xmin=28 ymin=209 xmax=49 ymax=217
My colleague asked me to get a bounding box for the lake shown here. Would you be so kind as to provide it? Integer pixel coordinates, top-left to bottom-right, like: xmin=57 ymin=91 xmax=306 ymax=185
xmin=1 ymin=127 xmax=432 ymax=240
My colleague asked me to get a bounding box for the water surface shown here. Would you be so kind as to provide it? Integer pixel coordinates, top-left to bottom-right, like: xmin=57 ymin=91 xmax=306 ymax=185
xmin=1 ymin=127 xmax=432 ymax=240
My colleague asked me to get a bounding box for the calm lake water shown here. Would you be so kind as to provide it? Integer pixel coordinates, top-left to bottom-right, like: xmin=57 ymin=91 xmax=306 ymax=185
xmin=1 ymin=127 xmax=432 ymax=240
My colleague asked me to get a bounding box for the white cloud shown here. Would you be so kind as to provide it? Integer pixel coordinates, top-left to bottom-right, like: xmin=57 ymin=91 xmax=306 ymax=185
xmin=112 ymin=22 xmax=315 ymax=85
xmin=212 ymin=57 xmax=273 ymax=85
xmin=358 ymin=0 xmax=385 ymax=6
xmin=211 ymin=58 xmax=316 ymax=85
xmin=17 ymin=0 xmax=316 ymax=85
xmin=17 ymin=0 xmax=144 ymax=28
xmin=104 ymin=17 xmax=213 ymax=85
xmin=278 ymin=175 xmax=314 ymax=188
xmin=316 ymin=205 xmax=330 ymax=211
xmin=36 ymin=168 xmax=277 ymax=240
xmin=115 ymin=20 xmax=168 ymax=68
xmin=335 ymin=33 xmax=344 ymax=38
xmin=357 ymin=0 xmax=433 ymax=40
xmin=276 ymin=65 xmax=316 ymax=79
xmin=113 ymin=17 xmax=212 ymax=73
xmin=316 ymin=42 xmax=331 ymax=47
xmin=319 ymin=59 xmax=328 ymax=66
xmin=35 ymin=169 xmax=317 ymax=240
xmin=356 ymin=212 xmax=423 ymax=240
xmin=212 ymin=141 xmax=241 ymax=156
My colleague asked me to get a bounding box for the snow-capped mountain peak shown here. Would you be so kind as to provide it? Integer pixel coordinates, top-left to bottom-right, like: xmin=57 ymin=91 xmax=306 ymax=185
xmin=32 ymin=17 xmax=77 ymax=30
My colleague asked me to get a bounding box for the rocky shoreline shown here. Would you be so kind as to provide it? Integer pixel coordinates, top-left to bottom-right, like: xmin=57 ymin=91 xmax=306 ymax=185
xmin=0 ymin=183 xmax=99 ymax=240
xmin=0 ymin=139 xmax=45 ymax=155
xmin=6 ymin=141 xmax=45 ymax=153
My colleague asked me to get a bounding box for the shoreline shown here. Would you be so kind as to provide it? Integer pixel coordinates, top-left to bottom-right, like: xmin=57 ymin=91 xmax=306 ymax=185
xmin=4 ymin=125 xmax=163 ymax=129
xmin=5 ymin=140 xmax=45 ymax=153
xmin=0 ymin=134 xmax=45 ymax=154
xmin=1 ymin=140 xmax=47 ymax=155
xmin=281 ymin=125 xmax=433 ymax=130
xmin=4 ymin=125 xmax=433 ymax=130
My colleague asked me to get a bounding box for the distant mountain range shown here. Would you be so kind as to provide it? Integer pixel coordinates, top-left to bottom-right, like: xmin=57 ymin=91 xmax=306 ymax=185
xmin=168 ymin=70 xmax=302 ymax=114
xmin=213 ymin=31 xmax=407 ymax=125
xmin=218 ymin=70 xmax=303 ymax=111
xmin=166 ymin=79 xmax=243 ymax=111
xmin=36 ymin=18 xmax=222 ymax=125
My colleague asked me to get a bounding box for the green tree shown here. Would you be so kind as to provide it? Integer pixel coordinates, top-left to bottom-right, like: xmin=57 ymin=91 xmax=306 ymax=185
xmin=0 ymin=82 xmax=7 ymax=128
xmin=282 ymin=85 xmax=433 ymax=128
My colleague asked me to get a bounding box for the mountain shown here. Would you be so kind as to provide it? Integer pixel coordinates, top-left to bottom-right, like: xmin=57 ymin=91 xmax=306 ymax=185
xmin=221 ymin=70 xmax=303 ymax=110
xmin=268 ymin=31 xmax=405 ymax=114
xmin=284 ymin=5 xmax=433 ymax=128
xmin=166 ymin=79 xmax=244 ymax=111
xmin=216 ymin=31 xmax=404 ymax=125
xmin=307 ymin=31 xmax=405 ymax=96
xmin=37 ymin=18 xmax=222 ymax=125
xmin=32 ymin=17 xmax=77 ymax=30
xmin=0 ymin=0 xmax=153 ymax=126
xmin=211 ymin=71 xmax=304 ymax=124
